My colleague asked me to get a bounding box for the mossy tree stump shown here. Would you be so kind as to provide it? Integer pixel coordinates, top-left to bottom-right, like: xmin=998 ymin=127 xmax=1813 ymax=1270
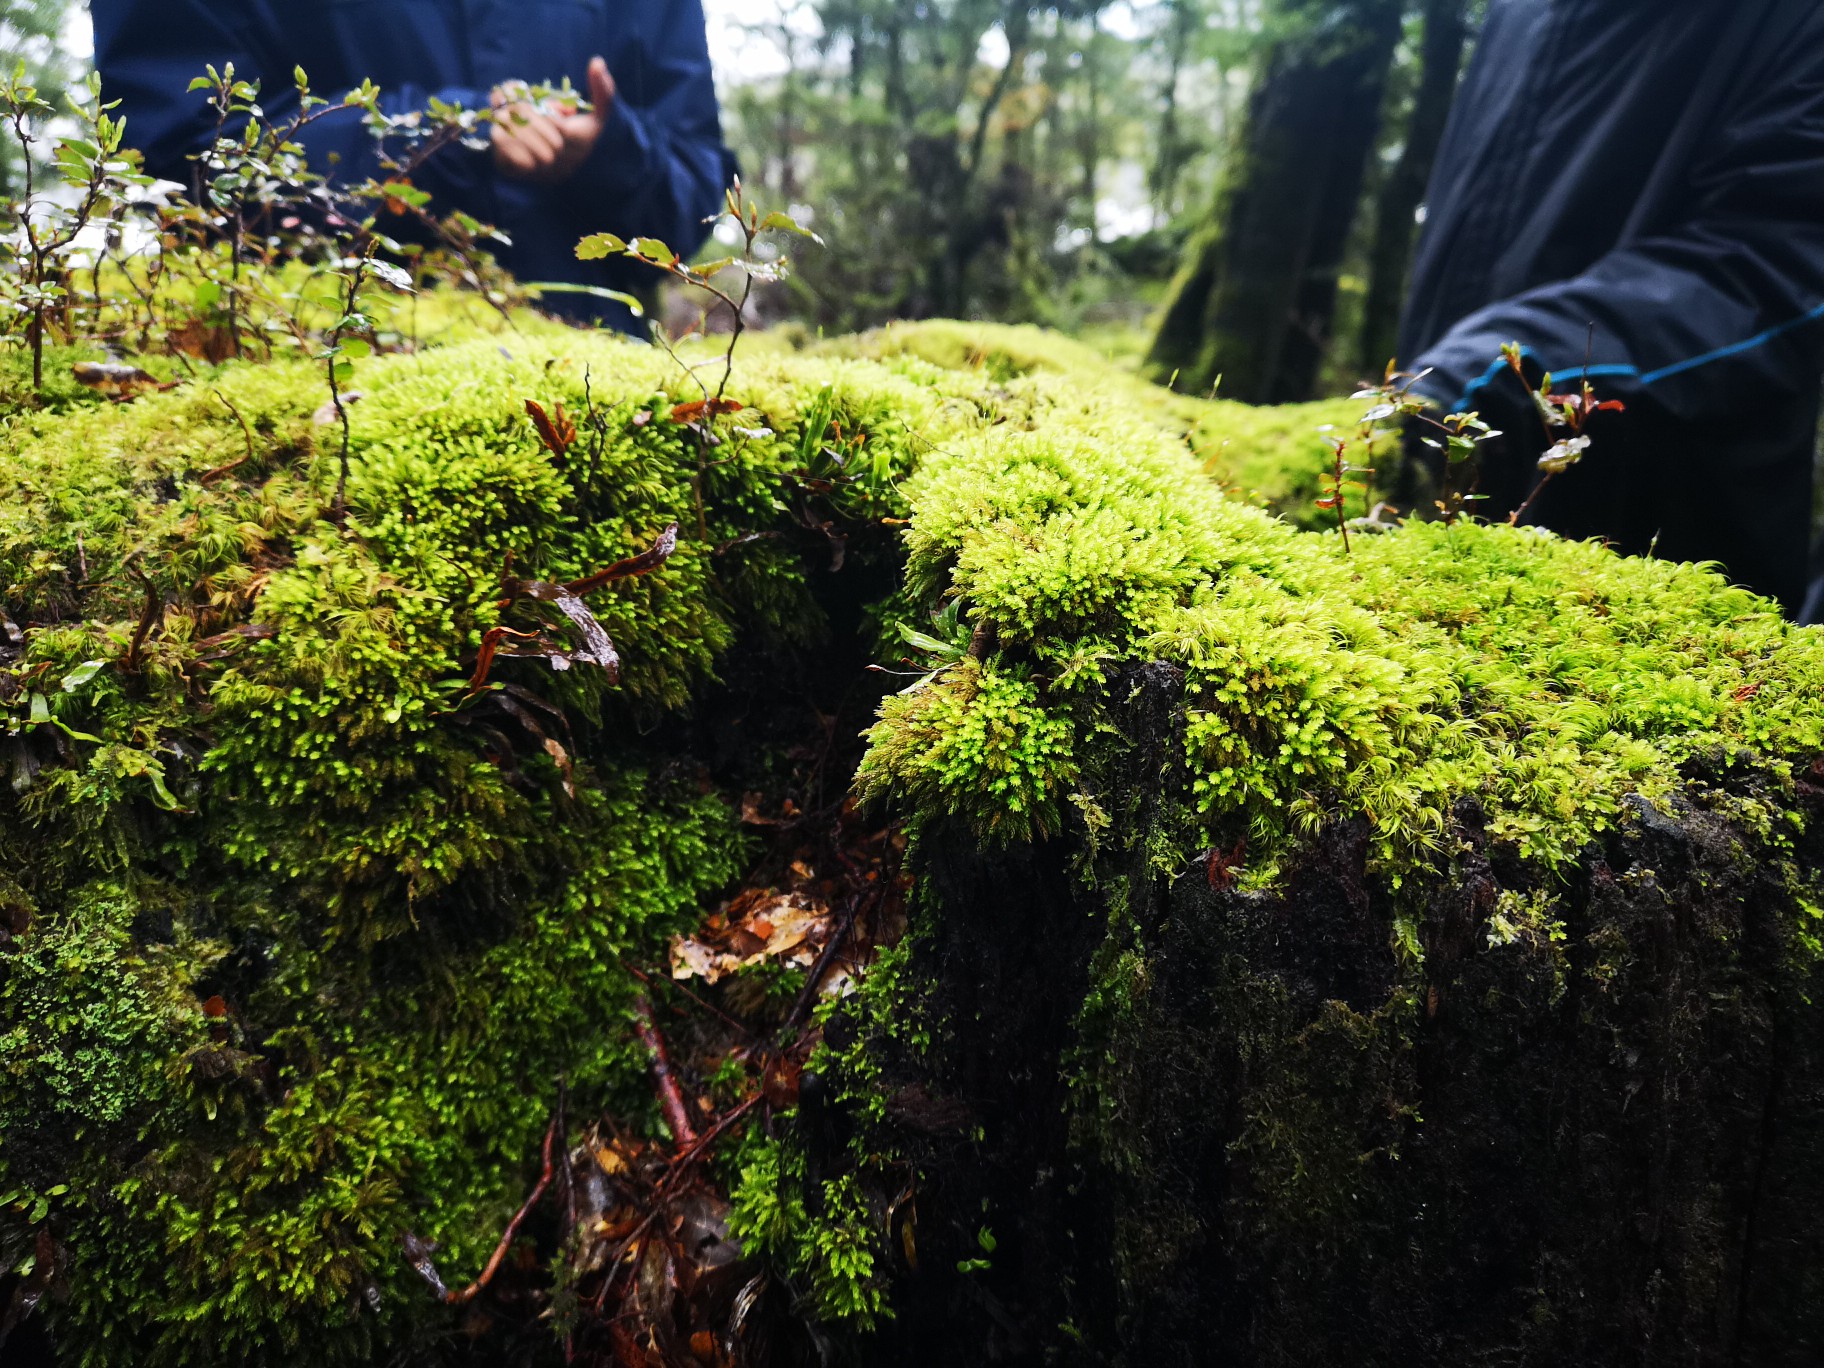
xmin=3 ymin=320 xmax=1823 ymax=1365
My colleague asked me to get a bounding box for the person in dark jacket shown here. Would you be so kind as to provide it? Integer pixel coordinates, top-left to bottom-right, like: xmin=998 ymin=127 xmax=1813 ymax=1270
xmin=89 ymin=0 xmax=734 ymax=334
xmin=1399 ymin=0 xmax=1824 ymax=615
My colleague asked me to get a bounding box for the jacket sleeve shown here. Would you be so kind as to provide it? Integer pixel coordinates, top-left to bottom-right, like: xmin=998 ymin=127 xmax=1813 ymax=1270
xmin=552 ymin=0 xmax=733 ymax=260
xmin=1412 ymin=15 xmax=1824 ymax=425
xmin=91 ymin=0 xmax=493 ymax=210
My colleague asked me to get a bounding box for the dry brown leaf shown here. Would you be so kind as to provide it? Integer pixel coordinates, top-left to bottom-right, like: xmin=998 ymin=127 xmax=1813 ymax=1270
xmin=670 ymin=893 xmax=831 ymax=984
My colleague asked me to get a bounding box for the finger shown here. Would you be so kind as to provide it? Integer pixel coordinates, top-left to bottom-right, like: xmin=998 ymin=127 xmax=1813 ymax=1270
xmin=588 ymin=56 xmax=616 ymax=113
xmin=526 ymin=116 xmax=565 ymax=161
xmin=504 ymin=117 xmax=561 ymax=164
xmin=558 ymin=112 xmax=600 ymax=148
xmin=495 ymin=127 xmax=539 ymax=173
xmin=494 ymin=136 xmax=535 ymax=176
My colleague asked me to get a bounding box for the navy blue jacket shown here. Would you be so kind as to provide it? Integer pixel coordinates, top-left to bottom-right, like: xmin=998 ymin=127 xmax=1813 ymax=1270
xmin=91 ymin=0 xmax=733 ymax=333
xmin=1400 ymin=0 xmax=1824 ymax=613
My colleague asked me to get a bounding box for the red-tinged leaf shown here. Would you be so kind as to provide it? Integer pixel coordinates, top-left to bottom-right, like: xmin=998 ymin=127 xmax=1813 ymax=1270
xmin=629 ymin=237 xmax=678 ymax=267
xmin=168 ymin=318 xmax=236 ymax=363
xmin=379 ymin=178 xmax=431 ymax=215
xmin=202 ymin=995 xmax=227 ymax=1018
xmin=1733 ymin=682 xmax=1763 ymax=703
xmin=1315 ymin=496 xmax=1339 ymax=510
xmin=524 ymin=399 xmax=576 ymax=456
xmin=1594 ymin=399 xmax=1627 ymax=413
xmin=566 ymin=524 xmax=680 ymax=596
xmin=468 ymin=624 xmax=536 ymax=691
xmin=1206 ymin=837 xmax=1247 ymax=892
xmin=763 ymin=1057 xmax=802 ymax=1109
xmin=670 ymin=398 xmax=744 ymax=425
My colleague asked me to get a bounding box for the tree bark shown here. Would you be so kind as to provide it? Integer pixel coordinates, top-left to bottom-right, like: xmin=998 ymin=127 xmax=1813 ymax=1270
xmin=1357 ymin=0 xmax=1473 ymax=377
xmin=1147 ymin=0 xmax=1406 ymax=403
xmin=1149 ymin=0 xmax=1198 ymax=222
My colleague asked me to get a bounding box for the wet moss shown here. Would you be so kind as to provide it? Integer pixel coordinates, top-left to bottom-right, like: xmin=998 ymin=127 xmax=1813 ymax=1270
xmin=7 ymin=313 xmax=1824 ymax=1366
xmin=839 ymin=325 xmax=1824 ymax=1364
xmin=0 ymin=330 xmax=1003 ymax=1365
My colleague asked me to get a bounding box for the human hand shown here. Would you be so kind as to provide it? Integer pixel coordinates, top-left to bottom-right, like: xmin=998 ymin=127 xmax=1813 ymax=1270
xmin=491 ymin=56 xmax=617 ymax=188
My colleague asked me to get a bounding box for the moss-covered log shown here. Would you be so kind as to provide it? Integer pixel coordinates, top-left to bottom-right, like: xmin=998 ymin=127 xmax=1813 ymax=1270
xmin=842 ymin=331 xmax=1824 ymax=1364
xmin=4 ymin=319 xmax=1823 ymax=1366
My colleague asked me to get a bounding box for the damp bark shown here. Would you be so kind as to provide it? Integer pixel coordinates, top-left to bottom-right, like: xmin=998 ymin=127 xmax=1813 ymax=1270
xmin=856 ymin=665 xmax=1824 ymax=1368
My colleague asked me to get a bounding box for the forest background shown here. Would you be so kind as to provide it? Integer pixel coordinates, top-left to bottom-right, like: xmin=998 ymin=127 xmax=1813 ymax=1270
xmin=0 ymin=0 xmax=1481 ymax=406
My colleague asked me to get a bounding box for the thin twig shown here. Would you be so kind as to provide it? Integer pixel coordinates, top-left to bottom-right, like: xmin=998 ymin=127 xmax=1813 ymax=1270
xmin=123 ymin=559 xmax=161 ymax=674
xmin=627 ymin=965 xmax=761 ymax=1044
xmin=443 ymin=1115 xmax=558 ymax=1305
xmin=782 ymin=890 xmax=867 ymax=1038
xmin=659 ymin=1093 xmax=762 ymax=1185
xmin=328 ymin=247 xmax=374 ymax=523
xmin=201 ymin=390 xmax=257 ymax=484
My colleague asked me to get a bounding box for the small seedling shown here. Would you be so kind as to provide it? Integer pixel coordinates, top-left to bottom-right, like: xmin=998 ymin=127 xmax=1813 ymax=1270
xmin=1500 ymin=338 xmax=1625 ymax=527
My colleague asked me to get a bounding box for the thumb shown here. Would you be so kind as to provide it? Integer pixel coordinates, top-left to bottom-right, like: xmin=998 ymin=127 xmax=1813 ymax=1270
xmin=587 ymin=57 xmax=617 ymax=119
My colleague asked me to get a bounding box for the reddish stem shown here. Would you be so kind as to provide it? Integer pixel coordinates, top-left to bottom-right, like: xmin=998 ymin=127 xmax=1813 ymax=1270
xmin=444 ymin=1115 xmax=558 ymax=1305
xmin=633 ymin=995 xmax=699 ymax=1145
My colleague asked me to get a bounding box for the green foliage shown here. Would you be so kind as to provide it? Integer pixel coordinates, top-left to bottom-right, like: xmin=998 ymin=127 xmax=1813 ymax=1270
xmin=725 ymin=1 xmax=1266 ymax=332
xmin=853 ymin=325 xmax=1824 ymax=888
xmin=0 ymin=0 xmax=76 ymax=200
xmin=726 ymin=1134 xmax=888 ymax=1329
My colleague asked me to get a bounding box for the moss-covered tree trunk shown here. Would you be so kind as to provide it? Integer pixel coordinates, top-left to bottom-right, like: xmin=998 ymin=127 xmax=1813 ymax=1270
xmin=1358 ymin=0 xmax=1473 ymax=376
xmin=1148 ymin=0 xmax=1404 ymax=401
xmin=869 ymin=686 xmax=1824 ymax=1366
xmin=839 ymin=330 xmax=1824 ymax=1362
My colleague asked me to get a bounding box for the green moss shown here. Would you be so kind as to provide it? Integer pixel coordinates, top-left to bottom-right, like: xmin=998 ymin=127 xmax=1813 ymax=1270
xmin=836 ymin=321 xmax=1824 ymax=1357
xmin=9 ymin=311 xmax=1824 ymax=1360
xmin=0 ymin=328 xmax=1010 ymax=1364
xmin=826 ymin=318 xmax=1396 ymax=527
xmin=726 ymin=1132 xmax=889 ymax=1329
xmin=858 ymin=404 xmax=1824 ymax=883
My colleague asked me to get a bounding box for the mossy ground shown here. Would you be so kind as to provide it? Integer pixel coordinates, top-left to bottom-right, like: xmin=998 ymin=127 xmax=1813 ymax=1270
xmin=4 ymin=315 xmax=1823 ymax=1365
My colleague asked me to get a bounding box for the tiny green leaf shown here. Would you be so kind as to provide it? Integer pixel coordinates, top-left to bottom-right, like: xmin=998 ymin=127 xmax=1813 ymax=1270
xmin=367 ymin=260 xmax=415 ymax=293
xmin=61 ymin=660 xmax=106 ymax=692
xmin=575 ymin=233 xmax=628 ymax=261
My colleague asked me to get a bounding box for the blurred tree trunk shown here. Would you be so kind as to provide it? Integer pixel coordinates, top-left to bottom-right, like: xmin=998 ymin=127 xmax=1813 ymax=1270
xmin=1078 ymin=16 xmax=1103 ymax=234
xmin=1149 ymin=0 xmax=1198 ymax=221
xmin=0 ymin=0 xmax=75 ymax=202
xmin=1147 ymin=0 xmax=1405 ymax=402
xmin=1357 ymin=0 xmax=1473 ymax=376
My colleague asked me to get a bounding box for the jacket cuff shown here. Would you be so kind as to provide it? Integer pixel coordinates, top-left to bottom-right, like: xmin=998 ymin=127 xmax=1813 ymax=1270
xmin=571 ymin=98 xmax=658 ymax=207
